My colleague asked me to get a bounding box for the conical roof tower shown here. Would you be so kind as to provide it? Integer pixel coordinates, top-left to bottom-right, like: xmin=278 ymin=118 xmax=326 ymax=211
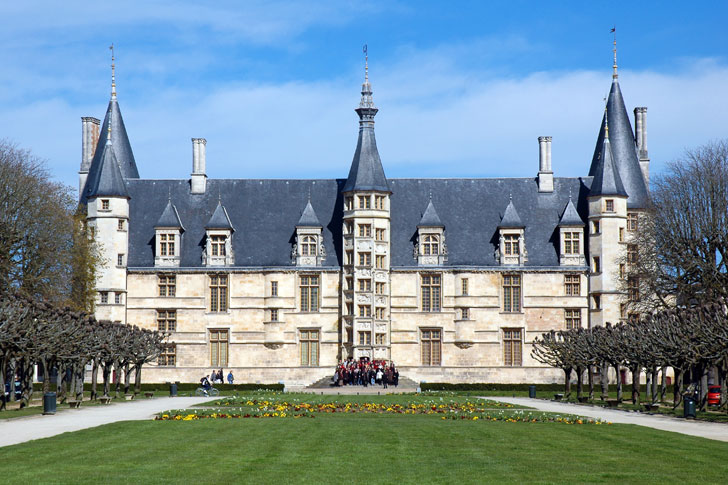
xmin=587 ymin=37 xmax=648 ymax=208
xmin=342 ymin=48 xmax=390 ymax=193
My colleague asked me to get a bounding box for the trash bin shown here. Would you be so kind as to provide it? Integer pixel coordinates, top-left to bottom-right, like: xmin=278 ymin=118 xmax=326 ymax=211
xmin=529 ymin=385 xmax=537 ymax=399
xmin=683 ymin=396 xmax=696 ymax=419
xmin=169 ymin=383 xmax=177 ymax=397
xmin=43 ymin=392 xmax=57 ymax=415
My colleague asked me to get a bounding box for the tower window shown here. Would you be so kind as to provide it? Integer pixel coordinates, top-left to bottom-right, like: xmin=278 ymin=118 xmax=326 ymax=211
xmin=271 ymin=281 xmax=278 ymax=297
xmin=375 ymin=255 xmax=385 ymax=269
xmin=358 ymin=252 xmax=371 ymax=266
xmin=592 ymin=256 xmax=601 ymax=273
xmin=270 ymin=309 xmax=278 ymax=322
xmin=592 ymin=221 xmax=600 ymax=234
xmin=375 ymin=228 xmax=385 ymax=241
xmin=375 ymin=195 xmax=385 ymax=209
xmin=101 ymin=200 xmax=110 ymax=211
xmin=563 ymin=232 xmax=580 ymax=254
xmin=211 ymin=235 xmax=226 ymax=257
xmin=461 ymin=278 xmax=469 ymax=296
xmin=605 ymin=199 xmax=614 ymax=212
xmin=117 ymin=253 xmax=124 ymax=267
xmin=358 ymin=195 xmax=371 ymax=209
xmin=117 ymin=219 xmax=125 ymax=231
xmin=504 ymin=234 xmax=519 ymax=256
xmin=627 ymin=213 xmax=639 ymax=231
xmin=358 ymin=224 xmax=371 ymax=237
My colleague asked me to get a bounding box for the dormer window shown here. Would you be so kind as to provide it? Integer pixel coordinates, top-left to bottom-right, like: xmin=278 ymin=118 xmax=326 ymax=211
xmin=558 ymin=198 xmax=585 ymax=266
xmin=211 ymin=235 xmax=226 ymax=256
xmin=503 ymin=234 xmax=519 ymax=256
xmin=497 ymin=198 xmax=526 ymax=266
xmin=155 ymin=199 xmax=184 ymax=268
xmin=422 ymin=235 xmax=439 ymax=255
xmin=204 ymin=201 xmax=234 ymax=267
xmin=160 ymin=234 xmax=175 ymax=256
xmin=294 ymin=199 xmax=325 ymax=267
xmin=416 ymin=198 xmax=447 ymax=266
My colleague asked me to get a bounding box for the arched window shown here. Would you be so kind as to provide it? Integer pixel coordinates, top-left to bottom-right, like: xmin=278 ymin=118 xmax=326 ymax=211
xmin=423 ymin=235 xmax=439 ymax=255
xmin=301 ymin=235 xmax=317 ymax=256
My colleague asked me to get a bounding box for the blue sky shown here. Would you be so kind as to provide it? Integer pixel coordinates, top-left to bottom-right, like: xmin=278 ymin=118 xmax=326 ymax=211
xmin=1 ymin=1 xmax=727 ymax=193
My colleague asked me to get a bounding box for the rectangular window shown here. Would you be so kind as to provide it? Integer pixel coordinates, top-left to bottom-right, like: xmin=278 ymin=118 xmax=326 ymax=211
xmin=628 ymin=276 xmax=640 ymax=302
xmin=160 ymin=234 xmax=175 ymax=257
xmin=502 ymin=274 xmax=521 ymax=312
xmin=461 ymin=278 xmax=469 ymax=296
xmin=592 ymin=221 xmax=600 ymax=234
xmin=421 ymin=329 xmax=442 ymax=366
xmin=503 ymin=329 xmax=523 ymax=366
xmin=564 ymin=232 xmax=580 ymax=254
xmin=358 ymin=331 xmax=371 ymax=345
xmin=358 ymin=252 xmax=371 ymax=266
xmin=375 ymin=255 xmax=385 ymax=269
xmin=345 ymin=197 xmax=354 ymax=211
xmin=101 ymin=199 xmax=110 ymax=210
xmin=345 ymin=250 xmax=354 ymax=265
xmin=117 ymin=253 xmax=124 ymax=266
xmin=117 ymin=219 xmax=125 ymax=231
xmin=375 ymin=307 xmax=385 ymax=319
xmin=422 ymin=234 xmax=440 ymax=255
xmin=421 ymin=274 xmax=442 ymax=312
xmin=504 ymin=234 xmax=519 ymax=255
xmin=100 ymin=291 xmax=108 ymax=304
xmin=346 ymin=277 xmax=354 ymax=290
xmin=593 ymin=294 xmax=601 ymax=310
xmin=374 ymin=195 xmax=385 ymax=210
xmin=270 ymin=309 xmax=278 ymax=322
xmin=210 ymin=274 xmax=228 ymax=312
xmin=627 ymin=244 xmax=638 ymax=266
xmin=271 ymin=281 xmax=278 ymax=297
xmin=619 ymin=227 xmax=625 ymax=242
xmin=209 ymin=329 xmax=229 ymax=367
xmin=211 ymin=235 xmax=226 ymax=257
xmin=114 ymin=293 xmax=122 ymax=304
xmin=375 ymin=228 xmax=385 ymax=241
xmin=158 ymin=344 xmax=176 ymax=366
xmin=358 ymin=279 xmax=371 ymax=292
xmin=605 ymin=199 xmax=614 ymax=212
xmin=627 ymin=213 xmax=639 ymax=231
xmin=620 ymin=263 xmax=626 ymax=279
xmin=300 ymin=235 xmax=317 ymax=256
xmin=158 ymin=275 xmax=176 ymax=297
xmin=375 ymin=333 xmax=385 ymax=345
xmin=565 ymin=309 xmax=581 ymax=329
xmin=157 ymin=310 xmax=177 ymax=332
xmin=592 ymin=256 xmax=601 ymax=273
xmin=375 ymin=282 xmax=385 ymax=294
xmin=358 ymin=224 xmax=371 ymax=237
xmin=461 ymin=308 xmax=470 ymax=320
xmin=300 ymin=275 xmax=319 ymax=312
xmin=359 ymin=305 xmax=371 ymax=317
xmin=300 ymin=330 xmax=319 ymax=366
xmin=358 ymin=195 xmax=371 ymax=209
xmin=346 ymin=302 xmax=354 ymax=315
xmin=565 ymin=274 xmax=580 ymax=296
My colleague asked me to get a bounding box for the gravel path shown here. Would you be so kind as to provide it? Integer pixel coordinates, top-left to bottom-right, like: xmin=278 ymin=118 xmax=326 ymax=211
xmin=486 ymin=396 xmax=728 ymax=442
xmin=0 ymin=396 xmax=213 ymax=448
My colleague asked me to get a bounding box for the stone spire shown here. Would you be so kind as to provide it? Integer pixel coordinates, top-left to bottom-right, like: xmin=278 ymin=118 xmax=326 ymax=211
xmin=85 ymin=118 xmax=128 ymax=199
xmin=205 ymin=200 xmax=234 ymax=230
xmin=590 ymin=117 xmax=627 ymax=197
xmin=498 ymin=196 xmax=524 ymax=228
xmin=81 ymin=46 xmax=139 ymax=202
xmin=587 ymin=38 xmax=649 ymax=208
xmin=297 ymin=198 xmax=322 ymax=227
xmin=418 ymin=197 xmax=444 ymax=227
xmin=342 ymin=46 xmax=390 ymax=193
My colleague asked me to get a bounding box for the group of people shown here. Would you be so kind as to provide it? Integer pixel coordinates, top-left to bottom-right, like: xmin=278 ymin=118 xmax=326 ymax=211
xmin=332 ymin=358 xmax=399 ymax=388
xmin=200 ymin=369 xmax=234 ymax=391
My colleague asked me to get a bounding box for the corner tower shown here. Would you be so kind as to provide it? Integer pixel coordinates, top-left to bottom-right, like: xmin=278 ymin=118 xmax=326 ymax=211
xmin=341 ymin=48 xmax=392 ymax=362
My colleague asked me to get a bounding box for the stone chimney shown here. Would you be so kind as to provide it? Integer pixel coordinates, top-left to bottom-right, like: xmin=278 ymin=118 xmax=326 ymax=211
xmin=634 ymin=107 xmax=649 ymax=185
xmin=191 ymin=138 xmax=207 ymax=194
xmin=79 ymin=117 xmax=100 ymax=195
xmin=537 ymin=136 xmax=553 ymax=193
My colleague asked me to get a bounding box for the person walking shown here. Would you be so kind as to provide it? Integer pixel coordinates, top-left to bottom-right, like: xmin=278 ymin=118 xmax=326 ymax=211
xmin=227 ymin=371 xmax=234 ymax=385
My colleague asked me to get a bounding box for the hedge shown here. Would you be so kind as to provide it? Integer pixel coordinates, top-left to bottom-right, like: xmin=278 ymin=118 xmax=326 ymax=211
xmin=31 ymin=383 xmax=284 ymax=393
xmin=420 ymin=382 xmax=677 ymax=393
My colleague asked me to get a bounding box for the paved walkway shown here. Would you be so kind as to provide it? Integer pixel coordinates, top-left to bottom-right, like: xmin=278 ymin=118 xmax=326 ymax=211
xmin=487 ymin=396 xmax=728 ymax=443
xmin=0 ymin=396 xmax=212 ymax=448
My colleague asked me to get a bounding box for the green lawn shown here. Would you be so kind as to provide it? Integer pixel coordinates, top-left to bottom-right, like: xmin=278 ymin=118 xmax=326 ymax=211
xmin=1 ymin=394 xmax=728 ymax=484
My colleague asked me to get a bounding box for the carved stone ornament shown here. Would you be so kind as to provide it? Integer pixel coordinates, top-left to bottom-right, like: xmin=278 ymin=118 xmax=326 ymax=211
xmin=454 ymin=341 xmax=474 ymax=349
xmin=264 ymin=343 xmax=284 ymax=350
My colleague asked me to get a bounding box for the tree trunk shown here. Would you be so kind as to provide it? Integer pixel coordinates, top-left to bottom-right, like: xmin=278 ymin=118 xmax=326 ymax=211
xmin=651 ymin=367 xmax=659 ymax=404
xmin=660 ymin=367 xmax=667 ymax=403
xmin=700 ymin=368 xmax=709 ymax=412
xmin=19 ymin=359 xmax=33 ymax=409
xmin=563 ymin=367 xmax=572 ymax=398
xmin=631 ymin=366 xmax=640 ymax=404
xmin=600 ymin=362 xmax=609 ymax=400
xmin=576 ymin=366 xmax=584 ymax=400
xmin=102 ymin=362 xmax=111 ymax=397
xmin=91 ymin=359 xmax=98 ymax=400
xmin=588 ymin=365 xmax=594 ymax=400
xmin=123 ymin=363 xmax=131 ymax=395
xmin=113 ymin=360 xmax=121 ymax=398
xmin=645 ymin=371 xmax=652 ymax=403
xmin=41 ymin=358 xmax=51 ymax=394
xmin=0 ymin=356 xmax=7 ymax=411
xmin=673 ymin=367 xmax=684 ymax=408
xmin=614 ymin=364 xmax=623 ymax=402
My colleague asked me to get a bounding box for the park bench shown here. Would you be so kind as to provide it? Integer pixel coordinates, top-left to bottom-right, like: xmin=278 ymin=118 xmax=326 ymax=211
xmin=605 ymin=399 xmax=620 ymax=408
xmin=643 ymin=403 xmax=660 ymax=412
xmin=578 ymin=396 xmax=589 ymax=403
xmin=67 ymin=400 xmax=82 ymax=408
xmin=124 ymin=394 xmax=135 ymax=401
xmin=144 ymin=392 xmax=154 ymax=399
xmin=98 ymin=396 xmax=112 ymax=404
xmin=553 ymin=393 xmax=564 ymax=401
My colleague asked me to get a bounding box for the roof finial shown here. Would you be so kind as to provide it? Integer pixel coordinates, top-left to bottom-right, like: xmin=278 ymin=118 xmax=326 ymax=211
xmin=604 ymin=107 xmax=610 ymax=139
xmin=168 ymin=186 xmax=171 ymax=202
xmin=110 ymin=43 xmax=117 ymax=99
xmin=611 ymin=26 xmax=618 ymax=80
xmin=429 ymin=190 xmax=432 ymax=200
xmin=105 ymin=105 xmax=113 ymax=146
xmin=364 ymin=44 xmax=369 ymax=84
xmin=509 ymin=193 xmax=513 ymax=201
xmin=308 ymin=186 xmax=312 ymax=202
xmin=357 ymin=44 xmax=376 ymax=114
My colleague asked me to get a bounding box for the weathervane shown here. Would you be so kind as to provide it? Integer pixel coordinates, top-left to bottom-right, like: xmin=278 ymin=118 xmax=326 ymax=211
xmin=611 ymin=26 xmax=618 ymax=79
xmin=110 ymin=43 xmax=116 ymax=98
xmin=363 ymin=44 xmax=369 ymax=82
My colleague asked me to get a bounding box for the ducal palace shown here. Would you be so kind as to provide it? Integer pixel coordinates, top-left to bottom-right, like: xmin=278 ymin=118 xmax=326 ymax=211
xmin=78 ymin=48 xmax=650 ymax=386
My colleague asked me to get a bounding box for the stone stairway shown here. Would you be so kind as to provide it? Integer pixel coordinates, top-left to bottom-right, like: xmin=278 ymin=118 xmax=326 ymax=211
xmin=306 ymin=374 xmax=419 ymax=390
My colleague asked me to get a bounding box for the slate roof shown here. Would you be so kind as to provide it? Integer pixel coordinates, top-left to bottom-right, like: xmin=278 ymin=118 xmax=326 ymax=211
xmin=589 ymin=135 xmax=627 ymax=197
xmin=588 ymin=79 xmax=649 ymax=208
xmin=418 ymin=199 xmax=444 ymax=227
xmin=559 ymin=197 xmax=585 ymax=226
xmin=81 ymin=97 xmax=139 ymax=202
xmin=498 ymin=198 xmax=524 ymax=228
xmin=85 ymin=140 xmax=128 ymax=199
xmin=155 ymin=199 xmax=184 ymax=229
xmin=125 ymin=177 xmax=591 ymax=269
xmin=297 ymin=199 xmax=322 ymax=227
xmin=205 ymin=201 xmax=234 ymax=230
